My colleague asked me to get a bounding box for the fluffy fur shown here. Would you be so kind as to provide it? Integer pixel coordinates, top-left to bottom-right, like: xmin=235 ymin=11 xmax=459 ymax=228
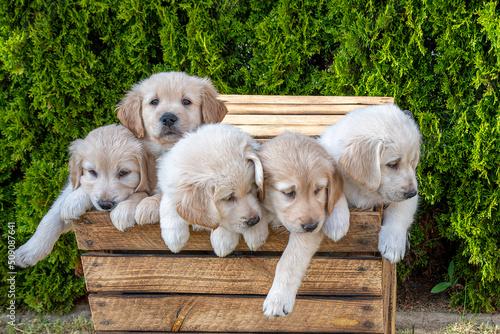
xmin=258 ymin=132 xmax=344 ymax=318
xmin=14 ymin=124 xmax=157 ymax=267
xmin=319 ymin=104 xmax=422 ymax=263
xmin=116 ymin=71 xmax=228 ymax=226
xmin=158 ymin=123 xmax=268 ymax=257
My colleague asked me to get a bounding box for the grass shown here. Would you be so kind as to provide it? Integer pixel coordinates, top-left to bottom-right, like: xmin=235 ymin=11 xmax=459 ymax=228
xmin=0 ymin=315 xmax=94 ymax=334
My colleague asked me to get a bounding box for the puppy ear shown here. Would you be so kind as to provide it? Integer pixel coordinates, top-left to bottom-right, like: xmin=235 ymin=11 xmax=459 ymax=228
xmin=201 ymin=80 xmax=228 ymax=123
xmin=135 ymin=147 xmax=158 ymax=196
xmin=246 ymin=151 xmax=265 ymax=202
xmin=68 ymin=139 xmax=84 ymax=190
xmin=176 ymin=184 xmax=220 ymax=229
xmin=339 ymin=137 xmax=383 ymax=191
xmin=327 ymin=163 xmax=344 ymax=215
xmin=116 ymin=87 xmax=146 ymax=138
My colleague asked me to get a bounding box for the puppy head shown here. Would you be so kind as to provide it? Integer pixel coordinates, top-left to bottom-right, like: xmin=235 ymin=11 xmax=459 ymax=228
xmin=116 ymin=72 xmax=228 ymax=152
xmin=338 ymin=104 xmax=421 ymax=202
xmin=174 ymin=124 xmax=263 ymax=232
xmin=68 ymin=124 xmax=157 ymax=211
xmin=259 ymin=132 xmax=343 ymax=234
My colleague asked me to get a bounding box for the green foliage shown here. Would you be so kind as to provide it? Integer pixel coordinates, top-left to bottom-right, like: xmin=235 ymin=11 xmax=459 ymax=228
xmin=431 ymin=261 xmax=459 ymax=294
xmin=1 ymin=0 xmax=499 ymax=313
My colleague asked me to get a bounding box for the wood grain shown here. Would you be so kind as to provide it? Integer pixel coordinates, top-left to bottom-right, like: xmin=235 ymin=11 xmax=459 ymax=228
xmin=82 ymin=254 xmax=382 ymax=296
xmin=73 ymin=209 xmax=381 ymax=252
xmin=218 ymin=94 xmax=394 ymax=105
xmin=382 ymin=258 xmax=397 ymax=334
xmin=90 ymin=294 xmax=384 ymax=333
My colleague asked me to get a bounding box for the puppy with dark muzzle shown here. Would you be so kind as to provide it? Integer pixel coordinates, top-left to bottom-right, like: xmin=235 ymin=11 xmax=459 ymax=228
xmin=258 ymin=132 xmax=344 ymax=318
xmin=14 ymin=124 xmax=157 ymax=267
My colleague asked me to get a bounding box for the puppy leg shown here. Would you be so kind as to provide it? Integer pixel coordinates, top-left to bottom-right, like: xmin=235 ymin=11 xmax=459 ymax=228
xmin=60 ymin=185 xmax=93 ymax=221
xmin=15 ymin=184 xmax=75 ymax=267
xmin=110 ymin=192 xmax=148 ymax=231
xmin=378 ymin=195 xmax=418 ymax=263
xmin=160 ymin=191 xmax=190 ymax=253
xmin=210 ymin=227 xmax=240 ymax=257
xmin=135 ymin=193 xmax=162 ymax=225
xmin=242 ymin=218 xmax=269 ymax=251
xmin=263 ymin=231 xmax=323 ymax=318
xmin=322 ymin=192 xmax=350 ymax=242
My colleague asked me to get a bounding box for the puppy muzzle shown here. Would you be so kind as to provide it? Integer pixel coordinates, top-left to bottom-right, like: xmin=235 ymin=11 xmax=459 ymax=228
xmin=97 ymin=200 xmax=116 ymax=211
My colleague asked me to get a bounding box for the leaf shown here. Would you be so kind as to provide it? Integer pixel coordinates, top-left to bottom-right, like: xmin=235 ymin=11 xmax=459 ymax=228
xmin=431 ymin=282 xmax=452 ymax=294
xmin=448 ymin=260 xmax=455 ymax=282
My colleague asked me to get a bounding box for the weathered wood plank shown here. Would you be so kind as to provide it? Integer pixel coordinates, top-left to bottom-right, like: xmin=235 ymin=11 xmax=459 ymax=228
xmin=223 ymin=114 xmax=344 ymax=125
xmin=73 ymin=209 xmax=381 ymax=252
xmin=382 ymin=258 xmax=397 ymax=334
xmin=224 ymin=103 xmax=371 ymax=115
xmin=82 ymin=254 xmax=382 ymax=296
xmin=233 ymin=124 xmax=329 ymax=137
xmin=218 ymin=94 xmax=394 ymax=105
xmin=90 ymin=294 xmax=384 ymax=333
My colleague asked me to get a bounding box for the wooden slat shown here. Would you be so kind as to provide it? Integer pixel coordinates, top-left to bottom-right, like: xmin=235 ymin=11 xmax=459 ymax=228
xmin=223 ymin=114 xmax=344 ymax=125
xmin=218 ymin=94 xmax=394 ymax=105
xmin=90 ymin=294 xmax=384 ymax=333
xmin=224 ymin=103 xmax=372 ymax=114
xmin=82 ymin=254 xmax=382 ymax=296
xmin=73 ymin=209 xmax=381 ymax=252
xmin=233 ymin=124 xmax=329 ymax=136
xmin=382 ymin=258 xmax=397 ymax=334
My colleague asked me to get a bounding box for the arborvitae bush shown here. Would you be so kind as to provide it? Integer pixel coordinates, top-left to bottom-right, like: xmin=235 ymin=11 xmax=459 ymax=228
xmin=1 ymin=0 xmax=498 ymax=313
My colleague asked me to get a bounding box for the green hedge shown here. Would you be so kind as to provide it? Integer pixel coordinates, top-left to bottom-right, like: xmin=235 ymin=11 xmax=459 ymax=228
xmin=1 ymin=0 xmax=498 ymax=313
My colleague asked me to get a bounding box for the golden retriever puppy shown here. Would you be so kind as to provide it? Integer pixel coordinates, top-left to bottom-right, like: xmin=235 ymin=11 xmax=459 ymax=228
xmin=158 ymin=123 xmax=267 ymax=257
xmin=14 ymin=124 xmax=156 ymax=267
xmin=258 ymin=132 xmax=343 ymax=318
xmin=116 ymin=71 xmax=228 ymax=226
xmin=319 ymin=104 xmax=421 ymax=263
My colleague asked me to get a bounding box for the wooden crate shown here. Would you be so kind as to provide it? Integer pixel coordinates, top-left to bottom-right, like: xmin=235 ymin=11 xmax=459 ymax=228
xmin=73 ymin=95 xmax=396 ymax=333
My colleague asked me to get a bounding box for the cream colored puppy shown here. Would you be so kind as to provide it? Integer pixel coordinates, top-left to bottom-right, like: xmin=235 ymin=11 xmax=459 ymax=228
xmin=158 ymin=123 xmax=267 ymax=257
xmin=15 ymin=125 xmax=157 ymax=267
xmin=258 ymin=132 xmax=343 ymax=318
xmin=319 ymin=104 xmax=421 ymax=263
xmin=116 ymin=71 xmax=228 ymax=226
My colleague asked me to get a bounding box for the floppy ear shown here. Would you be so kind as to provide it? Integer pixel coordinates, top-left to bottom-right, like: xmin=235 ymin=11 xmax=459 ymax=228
xmin=327 ymin=163 xmax=344 ymax=215
xmin=201 ymin=80 xmax=228 ymax=123
xmin=116 ymin=87 xmax=146 ymax=138
xmin=68 ymin=139 xmax=84 ymax=190
xmin=246 ymin=151 xmax=265 ymax=202
xmin=176 ymin=184 xmax=220 ymax=229
xmin=135 ymin=147 xmax=158 ymax=196
xmin=339 ymin=137 xmax=383 ymax=191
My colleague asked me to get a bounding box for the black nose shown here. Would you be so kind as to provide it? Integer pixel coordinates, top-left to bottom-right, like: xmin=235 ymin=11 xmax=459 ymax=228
xmin=404 ymin=190 xmax=418 ymax=199
xmin=246 ymin=216 xmax=260 ymax=226
xmin=98 ymin=200 xmax=115 ymax=210
xmin=302 ymin=221 xmax=319 ymax=232
xmin=160 ymin=113 xmax=178 ymax=127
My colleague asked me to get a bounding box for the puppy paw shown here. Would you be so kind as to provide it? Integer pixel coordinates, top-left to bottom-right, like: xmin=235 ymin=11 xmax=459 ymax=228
xmin=243 ymin=223 xmax=269 ymax=251
xmin=110 ymin=202 xmax=136 ymax=232
xmin=323 ymin=211 xmax=350 ymax=242
xmin=135 ymin=196 xmax=160 ymax=225
xmin=161 ymin=225 xmax=190 ymax=253
xmin=378 ymin=225 xmax=408 ymax=263
xmin=262 ymin=287 xmax=296 ymax=318
xmin=210 ymin=227 xmax=240 ymax=257
xmin=14 ymin=243 xmax=47 ymax=268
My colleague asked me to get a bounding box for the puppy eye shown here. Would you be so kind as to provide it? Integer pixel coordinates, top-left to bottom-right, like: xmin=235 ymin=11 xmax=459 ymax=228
xmin=387 ymin=161 xmax=399 ymax=169
xmin=282 ymin=190 xmax=296 ymax=199
xmin=314 ymin=187 xmax=322 ymax=195
xmin=224 ymin=194 xmax=236 ymax=202
xmin=151 ymin=99 xmax=159 ymax=106
xmin=119 ymin=170 xmax=130 ymax=177
xmin=182 ymin=99 xmax=191 ymax=105
xmin=88 ymin=170 xmax=97 ymax=177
